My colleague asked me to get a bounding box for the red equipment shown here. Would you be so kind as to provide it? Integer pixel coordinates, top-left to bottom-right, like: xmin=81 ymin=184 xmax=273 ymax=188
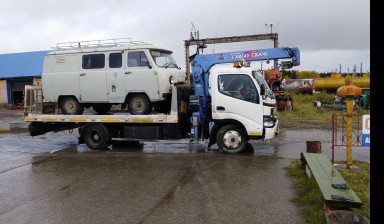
xmin=266 ymin=68 xmax=292 ymax=110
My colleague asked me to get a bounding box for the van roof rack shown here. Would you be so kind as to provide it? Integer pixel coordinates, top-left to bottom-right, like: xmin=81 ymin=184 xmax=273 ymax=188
xmin=52 ymin=38 xmax=152 ymax=50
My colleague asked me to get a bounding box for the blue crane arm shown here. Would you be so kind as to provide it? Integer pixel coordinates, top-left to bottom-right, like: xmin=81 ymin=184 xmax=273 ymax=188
xmin=192 ymin=47 xmax=299 ymax=74
xmin=190 ymin=47 xmax=300 ymax=97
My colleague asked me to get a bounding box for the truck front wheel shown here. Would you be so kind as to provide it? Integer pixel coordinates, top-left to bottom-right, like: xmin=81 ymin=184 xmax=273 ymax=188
xmin=83 ymin=123 xmax=111 ymax=150
xmin=216 ymin=125 xmax=247 ymax=154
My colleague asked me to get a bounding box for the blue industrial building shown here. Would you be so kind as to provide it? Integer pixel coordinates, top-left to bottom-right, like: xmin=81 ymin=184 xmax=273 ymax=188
xmin=0 ymin=50 xmax=51 ymax=106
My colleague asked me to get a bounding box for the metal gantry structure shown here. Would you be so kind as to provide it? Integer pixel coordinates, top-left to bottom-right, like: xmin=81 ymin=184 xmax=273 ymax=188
xmin=184 ymin=33 xmax=279 ymax=84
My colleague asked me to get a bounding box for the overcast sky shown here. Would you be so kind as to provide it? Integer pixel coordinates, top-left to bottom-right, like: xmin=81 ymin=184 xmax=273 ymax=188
xmin=0 ymin=0 xmax=370 ymax=73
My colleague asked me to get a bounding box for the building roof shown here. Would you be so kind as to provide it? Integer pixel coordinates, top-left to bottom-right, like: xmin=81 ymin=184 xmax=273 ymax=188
xmin=0 ymin=50 xmax=51 ymax=79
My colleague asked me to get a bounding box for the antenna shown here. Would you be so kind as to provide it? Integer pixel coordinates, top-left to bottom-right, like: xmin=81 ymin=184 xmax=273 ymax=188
xmin=265 ymin=23 xmax=279 ymax=33
xmin=190 ymin=22 xmax=199 ymax=40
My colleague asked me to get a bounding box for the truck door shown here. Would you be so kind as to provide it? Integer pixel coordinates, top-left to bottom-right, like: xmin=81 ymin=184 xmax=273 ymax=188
xmin=124 ymin=51 xmax=159 ymax=101
xmin=106 ymin=51 xmax=125 ymax=103
xmin=212 ymin=73 xmax=264 ymax=136
xmin=79 ymin=53 xmax=108 ymax=102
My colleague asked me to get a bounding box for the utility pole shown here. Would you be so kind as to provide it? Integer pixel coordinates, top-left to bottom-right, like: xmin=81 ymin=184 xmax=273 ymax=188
xmin=360 ymin=62 xmax=363 ymax=75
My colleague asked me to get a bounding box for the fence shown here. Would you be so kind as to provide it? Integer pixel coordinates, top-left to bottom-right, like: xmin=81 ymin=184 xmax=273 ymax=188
xmin=331 ymin=112 xmax=364 ymax=164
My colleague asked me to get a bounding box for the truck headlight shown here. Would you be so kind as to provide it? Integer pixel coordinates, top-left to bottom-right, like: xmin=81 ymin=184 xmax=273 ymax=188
xmin=263 ymin=117 xmax=275 ymax=128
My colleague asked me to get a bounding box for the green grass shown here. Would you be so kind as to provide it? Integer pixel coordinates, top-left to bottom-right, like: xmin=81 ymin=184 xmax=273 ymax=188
xmin=278 ymin=92 xmax=370 ymax=125
xmin=286 ymin=160 xmax=370 ymax=223
xmin=337 ymin=161 xmax=370 ymax=218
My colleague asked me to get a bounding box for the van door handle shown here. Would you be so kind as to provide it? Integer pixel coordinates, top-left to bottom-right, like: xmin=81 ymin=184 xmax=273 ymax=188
xmin=125 ymin=71 xmax=132 ymax=74
xmin=216 ymin=106 xmax=225 ymax=111
xmin=80 ymin=73 xmax=86 ymax=76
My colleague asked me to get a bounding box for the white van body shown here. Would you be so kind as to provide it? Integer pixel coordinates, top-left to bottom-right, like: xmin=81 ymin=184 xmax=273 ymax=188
xmin=42 ymin=41 xmax=185 ymax=114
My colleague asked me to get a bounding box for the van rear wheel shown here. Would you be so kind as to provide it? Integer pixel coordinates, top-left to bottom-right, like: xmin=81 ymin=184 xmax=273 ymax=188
xmin=128 ymin=94 xmax=151 ymax=115
xmin=61 ymin=96 xmax=84 ymax=115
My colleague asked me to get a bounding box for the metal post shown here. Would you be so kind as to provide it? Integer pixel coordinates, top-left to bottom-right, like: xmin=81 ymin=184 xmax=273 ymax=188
xmin=346 ymin=87 xmax=354 ymax=169
xmin=274 ymin=37 xmax=278 ymax=68
xmin=185 ymin=43 xmax=191 ymax=84
xmin=332 ymin=114 xmax=335 ymax=164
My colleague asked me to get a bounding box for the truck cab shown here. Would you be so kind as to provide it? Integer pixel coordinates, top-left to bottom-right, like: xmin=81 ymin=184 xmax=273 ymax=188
xmin=203 ymin=66 xmax=278 ymax=153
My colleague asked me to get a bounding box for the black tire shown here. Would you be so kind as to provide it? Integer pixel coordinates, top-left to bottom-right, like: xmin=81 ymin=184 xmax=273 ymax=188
xmin=61 ymin=96 xmax=84 ymax=115
xmin=83 ymin=123 xmax=111 ymax=150
xmin=92 ymin=103 xmax=112 ymax=114
xmin=128 ymin=94 xmax=151 ymax=115
xmin=216 ymin=125 xmax=248 ymax=154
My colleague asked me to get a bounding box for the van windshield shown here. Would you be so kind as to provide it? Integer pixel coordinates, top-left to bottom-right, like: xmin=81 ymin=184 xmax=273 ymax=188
xmin=150 ymin=50 xmax=179 ymax=68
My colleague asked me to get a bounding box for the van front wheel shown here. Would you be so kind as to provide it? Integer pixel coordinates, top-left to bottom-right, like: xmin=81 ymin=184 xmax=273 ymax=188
xmin=128 ymin=94 xmax=151 ymax=115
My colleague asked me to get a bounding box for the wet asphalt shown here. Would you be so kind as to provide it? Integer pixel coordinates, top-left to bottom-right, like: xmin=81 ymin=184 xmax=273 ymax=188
xmin=0 ymin=111 xmax=370 ymax=224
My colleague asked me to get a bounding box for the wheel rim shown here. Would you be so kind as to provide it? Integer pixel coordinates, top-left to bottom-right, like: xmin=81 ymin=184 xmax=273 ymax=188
xmin=63 ymin=99 xmax=77 ymax=114
xmin=223 ymin=130 xmax=242 ymax=149
xmin=132 ymin=97 xmax=144 ymax=113
xmin=89 ymin=130 xmax=101 ymax=145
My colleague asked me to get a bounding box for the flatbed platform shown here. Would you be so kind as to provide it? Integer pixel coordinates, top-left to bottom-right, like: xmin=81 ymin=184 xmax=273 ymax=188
xmin=25 ymin=113 xmax=179 ymax=124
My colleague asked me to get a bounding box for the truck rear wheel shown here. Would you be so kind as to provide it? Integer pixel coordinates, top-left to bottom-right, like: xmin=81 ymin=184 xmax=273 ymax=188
xmin=83 ymin=123 xmax=111 ymax=150
xmin=61 ymin=96 xmax=84 ymax=115
xmin=216 ymin=125 xmax=247 ymax=154
xmin=128 ymin=94 xmax=151 ymax=115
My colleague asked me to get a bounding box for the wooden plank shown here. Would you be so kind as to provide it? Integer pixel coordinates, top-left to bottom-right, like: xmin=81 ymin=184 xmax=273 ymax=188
xmin=303 ymin=153 xmax=362 ymax=208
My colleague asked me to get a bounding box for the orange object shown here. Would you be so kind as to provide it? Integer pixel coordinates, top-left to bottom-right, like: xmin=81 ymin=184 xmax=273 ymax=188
xmin=336 ymin=76 xmax=362 ymax=99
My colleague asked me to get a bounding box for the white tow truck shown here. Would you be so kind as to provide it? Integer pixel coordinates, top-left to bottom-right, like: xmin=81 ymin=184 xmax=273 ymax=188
xmin=24 ymin=46 xmax=300 ymax=153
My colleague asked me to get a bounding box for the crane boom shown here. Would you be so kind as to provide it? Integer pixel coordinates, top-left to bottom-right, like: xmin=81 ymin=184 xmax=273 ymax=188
xmin=191 ymin=47 xmax=300 ymax=97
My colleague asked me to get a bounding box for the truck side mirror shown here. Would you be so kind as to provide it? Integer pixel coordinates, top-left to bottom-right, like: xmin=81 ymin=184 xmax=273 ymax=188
xmin=260 ymin=84 xmax=266 ymax=96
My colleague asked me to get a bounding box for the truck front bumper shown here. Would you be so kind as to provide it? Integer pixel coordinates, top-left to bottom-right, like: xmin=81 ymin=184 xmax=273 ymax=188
xmin=264 ymin=120 xmax=279 ymax=140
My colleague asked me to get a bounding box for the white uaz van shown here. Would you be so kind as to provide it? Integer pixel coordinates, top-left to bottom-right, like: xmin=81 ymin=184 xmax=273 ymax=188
xmin=42 ymin=39 xmax=186 ymax=115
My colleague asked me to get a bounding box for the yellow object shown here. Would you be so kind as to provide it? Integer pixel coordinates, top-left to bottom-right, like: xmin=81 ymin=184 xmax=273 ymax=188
xmin=336 ymin=75 xmax=362 ymax=169
xmin=313 ymin=73 xmax=370 ymax=90
xmin=346 ymin=98 xmax=353 ymax=169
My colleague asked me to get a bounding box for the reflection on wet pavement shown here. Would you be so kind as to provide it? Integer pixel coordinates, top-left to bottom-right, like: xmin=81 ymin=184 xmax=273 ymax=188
xmin=0 ymin=127 xmax=369 ymax=164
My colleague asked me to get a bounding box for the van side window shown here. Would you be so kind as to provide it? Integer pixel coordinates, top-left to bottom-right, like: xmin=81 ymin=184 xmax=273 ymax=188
xmin=82 ymin=54 xmax=105 ymax=69
xmin=128 ymin=51 xmax=149 ymax=67
xmin=109 ymin=53 xmax=122 ymax=68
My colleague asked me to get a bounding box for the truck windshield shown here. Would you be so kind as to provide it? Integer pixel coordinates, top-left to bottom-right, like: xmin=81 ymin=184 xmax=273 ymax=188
xmin=252 ymin=70 xmax=275 ymax=98
xmin=150 ymin=50 xmax=179 ymax=68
